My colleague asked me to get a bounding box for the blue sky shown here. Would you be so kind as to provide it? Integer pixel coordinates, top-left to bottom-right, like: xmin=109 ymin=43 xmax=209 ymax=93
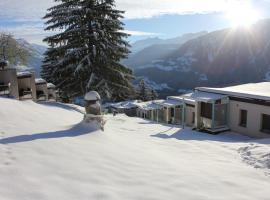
xmin=0 ymin=0 xmax=270 ymax=45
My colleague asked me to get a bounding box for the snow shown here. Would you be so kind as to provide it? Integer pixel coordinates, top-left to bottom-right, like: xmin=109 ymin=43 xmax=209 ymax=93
xmin=84 ymin=91 xmax=101 ymax=101
xmin=140 ymin=77 xmax=172 ymax=91
xmin=198 ymin=82 xmax=270 ymax=101
xmin=155 ymin=99 xmax=183 ymax=107
xmin=16 ymin=71 xmax=32 ymax=77
xmin=135 ymin=100 xmax=163 ymax=111
xmin=155 ymin=64 xmax=178 ymax=72
xmin=135 ymin=99 xmax=182 ymax=110
xmin=168 ymin=91 xmax=227 ymax=104
xmin=108 ymin=100 xmax=139 ymax=109
xmin=238 ymin=141 xmax=270 ymax=175
xmin=47 ymin=83 xmax=56 ymax=89
xmin=0 ymin=97 xmax=270 ymax=200
xmin=35 ymin=78 xmax=47 ymax=84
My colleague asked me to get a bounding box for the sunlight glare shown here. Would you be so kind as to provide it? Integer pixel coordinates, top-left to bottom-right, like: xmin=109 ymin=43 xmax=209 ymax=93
xmin=225 ymin=2 xmax=261 ymax=28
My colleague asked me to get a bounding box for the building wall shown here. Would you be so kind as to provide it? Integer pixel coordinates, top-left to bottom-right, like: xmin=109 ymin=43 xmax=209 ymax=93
xmin=229 ymin=100 xmax=270 ymax=138
xmin=36 ymin=84 xmax=48 ymax=101
xmin=18 ymin=76 xmax=37 ymax=101
xmin=185 ymin=106 xmax=195 ymax=127
xmin=0 ymin=69 xmax=19 ymax=99
xmin=48 ymin=88 xmax=56 ymax=100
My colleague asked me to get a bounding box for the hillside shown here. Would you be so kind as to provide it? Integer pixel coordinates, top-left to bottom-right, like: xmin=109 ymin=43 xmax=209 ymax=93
xmin=16 ymin=39 xmax=47 ymax=77
xmin=133 ymin=19 xmax=270 ymax=96
xmin=124 ymin=32 xmax=207 ymax=69
xmin=0 ymin=97 xmax=270 ymax=199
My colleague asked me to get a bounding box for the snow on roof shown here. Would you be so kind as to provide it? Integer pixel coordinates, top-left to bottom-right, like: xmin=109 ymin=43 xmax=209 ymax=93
xmin=84 ymin=91 xmax=101 ymax=101
xmin=168 ymin=91 xmax=228 ymax=104
xmin=35 ymin=78 xmax=47 ymax=84
xmin=197 ymin=82 xmax=270 ymax=101
xmin=47 ymin=83 xmax=56 ymax=89
xmin=135 ymin=100 xmax=163 ymax=111
xmin=17 ymin=71 xmax=32 ymax=77
xmin=106 ymin=100 xmax=139 ymax=109
xmin=155 ymin=99 xmax=183 ymax=107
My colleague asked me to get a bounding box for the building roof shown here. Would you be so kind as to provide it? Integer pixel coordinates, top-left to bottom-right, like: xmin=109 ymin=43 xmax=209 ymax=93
xmin=168 ymin=91 xmax=228 ymax=104
xmin=109 ymin=100 xmax=139 ymax=109
xmin=47 ymin=83 xmax=56 ymax=89
xmin=35 ymin=78 xmax=47 ymax=85
xmin=155 ymin=99 xmax=183 ymax=107
xmin=135 ymin=100 xmax=163 ymax=111
xmin=17 ymin=71 xmax=33 ymax=79
xmin=197 ymin=82 xmax=270 ymax=101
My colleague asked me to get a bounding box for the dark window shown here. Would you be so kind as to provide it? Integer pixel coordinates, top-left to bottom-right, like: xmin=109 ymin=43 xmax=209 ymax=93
xmin=192 ymin=112 xmax=195 ymax=124
xmin=239 ymin=109 xmax=247 ymax=127
xmin=201 ymin=102 xmax=212 ymax=119
xmin=171 ymin=108 xmax=175 ymax=117
xmin=261 ymin=114 xmax=270 ymax=134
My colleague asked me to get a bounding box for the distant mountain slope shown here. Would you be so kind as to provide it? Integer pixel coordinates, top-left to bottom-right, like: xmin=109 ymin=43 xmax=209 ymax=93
xmin=16 ymin=39 xmax=47 ymax=77
xmin=124 ymin=32 xmax=207 ymax=69
xmin=134 ymin=19 xmax=270 ymax=95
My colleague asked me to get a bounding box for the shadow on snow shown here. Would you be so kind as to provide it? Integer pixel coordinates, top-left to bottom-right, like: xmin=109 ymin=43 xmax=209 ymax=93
xmin=0 ymin=121 xmax=98 ymax=145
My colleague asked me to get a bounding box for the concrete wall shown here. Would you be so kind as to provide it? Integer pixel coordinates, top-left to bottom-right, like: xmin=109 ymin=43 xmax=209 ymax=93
xmin=185 ymin=106 xmax=195 ymax=127
xmin=18 ymin=75 xmax=37 ymax=101
xmin=48 ymin=88 xmax=56 ymax=100
xmin=229 ymin=100 xmax=270 ymax=138
xmin=36 ymin=84 xmax=48 ymax=101
xmin=0 ymin=69 xmax=19 ymax=99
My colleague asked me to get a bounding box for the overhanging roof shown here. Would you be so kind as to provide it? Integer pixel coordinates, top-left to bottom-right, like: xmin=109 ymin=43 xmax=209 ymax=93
xmin=197 ymin=82 xmax=270 ymax=101
xmin=168 ymin=91 xmax=228 ymax=104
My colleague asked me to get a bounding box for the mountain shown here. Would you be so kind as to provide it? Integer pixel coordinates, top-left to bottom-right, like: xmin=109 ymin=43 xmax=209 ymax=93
xmin=130 ymin=37 xmax=164 ymax=54
xmin=124 ymin=31 xmax=208 ymax=69
xmin=16 ymin=39 xmax=47 ymax=77
xmin=133 ymin=19 xmax=270 ymax=97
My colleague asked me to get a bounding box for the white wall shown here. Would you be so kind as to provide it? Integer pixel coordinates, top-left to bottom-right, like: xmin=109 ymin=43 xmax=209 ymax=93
xmin=229 ymin=100 xmax=270 ymax=138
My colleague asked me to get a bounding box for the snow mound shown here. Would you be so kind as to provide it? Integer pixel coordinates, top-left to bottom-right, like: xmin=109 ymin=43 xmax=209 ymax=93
xmin=238 ymin=142 xmax=270 ymax=175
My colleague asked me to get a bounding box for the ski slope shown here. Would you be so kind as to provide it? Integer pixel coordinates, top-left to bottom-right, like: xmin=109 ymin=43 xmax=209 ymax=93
xmin=0 ymin=97 xmax=270 ymax=200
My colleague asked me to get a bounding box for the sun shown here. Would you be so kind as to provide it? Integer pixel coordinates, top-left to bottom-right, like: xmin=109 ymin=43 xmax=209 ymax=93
xmin=225 ymin=2 xmax=261 ymax=28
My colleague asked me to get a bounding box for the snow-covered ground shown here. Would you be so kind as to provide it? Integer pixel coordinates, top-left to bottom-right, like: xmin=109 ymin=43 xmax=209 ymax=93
xmin=0 ymin=97 xmax=270 ymax=200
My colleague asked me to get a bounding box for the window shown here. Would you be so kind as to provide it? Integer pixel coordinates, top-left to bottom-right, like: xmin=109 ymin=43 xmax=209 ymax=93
xmin=261 ymin=114 xmax=270 ymax=134
xmin=171 ymin=108 xmax=175 ymax=117
xmin=239 ymin=109 xmax=247 ymax=127
xmin=192 ymin=112 xmax=195 ymax=124
xmin=201 ymin=102 xmax=212 ymax=119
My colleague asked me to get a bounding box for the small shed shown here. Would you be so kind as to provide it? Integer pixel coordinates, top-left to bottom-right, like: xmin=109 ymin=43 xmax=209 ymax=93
xmin=155 ymin=99 xmax=184 ymax=124
xmin=35 ymin=78 xmax=48 ymax=101
xmin=136 ymin=101 xmax=162 ymax=121
xmin=47 ymin=83 xmax=56 ymax=100
xmin=0 ymin=63 xmax=19 ymax=99
xmin=17 ymin=71 xmax=36 ymax=101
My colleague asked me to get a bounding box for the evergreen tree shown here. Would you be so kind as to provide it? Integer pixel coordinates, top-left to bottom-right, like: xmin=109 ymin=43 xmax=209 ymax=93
xmin=149 ymin=89 xmax=158 ymax=100
xmin=41 ymin=0 xmax=134 ymax=101
xmin=137 ymin=79 xmax=158 ymax=101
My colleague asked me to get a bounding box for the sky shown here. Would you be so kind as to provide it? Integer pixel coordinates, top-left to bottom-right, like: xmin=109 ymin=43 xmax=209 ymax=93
xmin=0 ymin=0 xmax=270 ymax=45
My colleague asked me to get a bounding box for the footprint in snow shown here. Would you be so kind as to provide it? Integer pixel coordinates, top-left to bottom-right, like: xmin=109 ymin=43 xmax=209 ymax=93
xmin=0 ymin=132 xmax=16 ymax=166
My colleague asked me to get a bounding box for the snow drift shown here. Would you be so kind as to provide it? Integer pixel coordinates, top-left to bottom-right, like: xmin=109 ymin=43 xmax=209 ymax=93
xmin=0 ymin=97 xmax=270 ymax=200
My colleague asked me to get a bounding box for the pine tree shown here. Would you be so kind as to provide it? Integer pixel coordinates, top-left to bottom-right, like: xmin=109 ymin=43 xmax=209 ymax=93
xmin=138 ymin=79 xmax=148 ymax=101
xmin=41 ymin=0 xmax=134 ymax=101
xmin=137 ymin=79 xmax=158 ymax=101
xmin=150 ymin=89 xmax=158 ymax=100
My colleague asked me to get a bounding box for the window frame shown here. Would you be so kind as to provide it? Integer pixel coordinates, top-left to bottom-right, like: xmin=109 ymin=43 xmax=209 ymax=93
xmin=239 ymin=109 xmax=247 ymax=128
xmin=261 ymin=114 xmax=270 ymax=134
